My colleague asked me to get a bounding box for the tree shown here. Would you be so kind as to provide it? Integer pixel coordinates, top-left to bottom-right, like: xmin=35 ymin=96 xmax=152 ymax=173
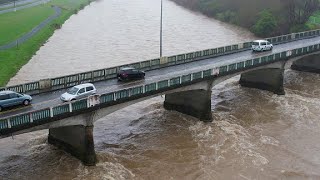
xmin=252 ymin=10 xmax=278 ymax=37
xmin=283 ymin=0 xmax=320 ymax=26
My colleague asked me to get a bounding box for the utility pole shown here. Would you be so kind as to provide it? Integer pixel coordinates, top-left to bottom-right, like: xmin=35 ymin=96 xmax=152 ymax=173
xmin=160 ymin=0 xmax=163 ymax=57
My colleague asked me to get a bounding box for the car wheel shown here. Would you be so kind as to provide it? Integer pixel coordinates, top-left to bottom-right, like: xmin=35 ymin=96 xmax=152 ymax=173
xmin=23 ymin=100 xmax=30 ymax=106
xmin=71 ymin=99 xmax=76 ymax=101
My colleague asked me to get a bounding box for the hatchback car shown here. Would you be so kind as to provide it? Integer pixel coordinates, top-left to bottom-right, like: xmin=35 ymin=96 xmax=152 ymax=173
xmin=252 ymin=40 xmax=273 ymax=52
xmin=117 ymin=67 xmax=145 ymax=81
xmin=60 ymin=83 xmax=96 ymax=102
xmin=0 ymin=90 xmax=32 ymax=111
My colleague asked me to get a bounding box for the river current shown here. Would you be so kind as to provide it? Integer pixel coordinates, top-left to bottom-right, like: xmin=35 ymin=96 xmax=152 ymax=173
xmin=2 ymin=0 xmax=320 ymax=179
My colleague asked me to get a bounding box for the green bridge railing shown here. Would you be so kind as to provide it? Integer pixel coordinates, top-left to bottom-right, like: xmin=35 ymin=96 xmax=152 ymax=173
xmin=0 ymin=43 xmax=319 ymax=133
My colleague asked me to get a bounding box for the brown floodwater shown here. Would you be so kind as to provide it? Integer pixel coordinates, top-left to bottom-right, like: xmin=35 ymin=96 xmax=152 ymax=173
xmin=2 ymin=0 xmax=320 ymax=179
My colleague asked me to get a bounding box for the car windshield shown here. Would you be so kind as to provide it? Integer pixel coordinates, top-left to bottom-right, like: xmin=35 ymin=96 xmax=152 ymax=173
xmin=252 ymin=42 xmax=260 ymax=46
xmin=67 ymin=87 xmax=79 ymax=95
xmin=15 ymin=93 xmax=23 ymax=97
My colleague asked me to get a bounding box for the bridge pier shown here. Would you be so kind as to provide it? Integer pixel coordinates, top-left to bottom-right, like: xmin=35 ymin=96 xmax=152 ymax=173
xmin=291 ymin=54 xmax=320 ymax=73
xmin=239 ymin=63 xmax=285 ymax=95
xmin=164 ymin=81 xmax=213 ymax=122
xmin=48 ymin=125 xmax=96 ymax=166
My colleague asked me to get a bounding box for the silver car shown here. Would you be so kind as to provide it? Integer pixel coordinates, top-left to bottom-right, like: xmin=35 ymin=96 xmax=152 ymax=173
xmin=60 ymin=83 xmax=97 ymax=102
xmin=0 ymin=91 xmax=32 ymax=111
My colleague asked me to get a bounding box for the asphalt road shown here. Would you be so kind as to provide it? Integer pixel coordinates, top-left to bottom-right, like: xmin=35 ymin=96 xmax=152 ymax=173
xmin=1 ymin=36 xmax=320 ymax=118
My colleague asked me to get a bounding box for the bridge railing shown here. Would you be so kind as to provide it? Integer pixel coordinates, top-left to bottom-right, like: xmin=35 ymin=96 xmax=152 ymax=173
xmin=1 ymin=43 xmax=320 ymax=133
xmin=1 ymin=29 xmax=320 ymax=95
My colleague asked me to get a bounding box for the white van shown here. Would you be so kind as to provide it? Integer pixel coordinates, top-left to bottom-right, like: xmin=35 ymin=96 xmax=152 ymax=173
xmin=252 ymin=40 xmax=273 ymax=52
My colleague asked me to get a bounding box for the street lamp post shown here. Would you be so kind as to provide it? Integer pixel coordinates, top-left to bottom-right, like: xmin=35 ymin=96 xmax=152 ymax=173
xmin=14 ymin=0 xmax=16 ymax=12
xmin=160 ymin=0 xmax=163 ymax=57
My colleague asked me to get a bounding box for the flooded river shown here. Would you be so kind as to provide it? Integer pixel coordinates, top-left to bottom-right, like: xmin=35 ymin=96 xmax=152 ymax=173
xmin=2 ymin=0 xmax=320 ymax=179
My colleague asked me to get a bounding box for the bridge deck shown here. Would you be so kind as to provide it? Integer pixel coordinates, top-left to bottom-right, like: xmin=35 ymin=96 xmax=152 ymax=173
xmin=0 ymin=36 xmax=320 ymax=119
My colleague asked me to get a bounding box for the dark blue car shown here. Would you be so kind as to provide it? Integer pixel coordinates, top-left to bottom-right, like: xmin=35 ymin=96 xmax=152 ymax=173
xmin=0 ymin=90 xmax=32 ymax=111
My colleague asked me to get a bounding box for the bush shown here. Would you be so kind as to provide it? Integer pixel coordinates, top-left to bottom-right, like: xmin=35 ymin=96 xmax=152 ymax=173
xmin=216 ymin=10 xmax=236 ymax=23
xmin=290 ymin=24 xmax=309 ymax=33
xmin=252 ymin=10 xmax=277 ymax=37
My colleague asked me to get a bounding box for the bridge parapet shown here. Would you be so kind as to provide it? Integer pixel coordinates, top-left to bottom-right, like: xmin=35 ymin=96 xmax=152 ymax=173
xmin=2 ymin=29 xmax=320 ymax=96
xmin=1 ymin=42 xmax=320 ymax=135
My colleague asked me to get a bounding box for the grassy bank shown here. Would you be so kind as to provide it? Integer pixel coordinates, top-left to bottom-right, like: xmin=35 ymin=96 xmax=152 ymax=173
xmin=0 ymin=0 xmax=93 ymax=86
xmin=0 ymin=6 xmax=54 ymax=45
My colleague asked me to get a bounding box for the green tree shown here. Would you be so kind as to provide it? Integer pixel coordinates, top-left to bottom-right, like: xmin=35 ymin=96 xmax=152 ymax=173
xmin=252 ymin=10 xmax=278 ymax=37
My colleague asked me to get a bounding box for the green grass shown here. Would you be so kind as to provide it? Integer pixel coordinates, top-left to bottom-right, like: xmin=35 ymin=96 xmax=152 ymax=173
xmin=0 ymin=0 xmax=92 ymax=86
xmin=0 ymin=5 xmax=54 ymax=45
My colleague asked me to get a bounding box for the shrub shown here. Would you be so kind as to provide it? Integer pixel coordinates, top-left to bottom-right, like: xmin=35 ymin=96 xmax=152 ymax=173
xmin=252 ymin=10 xmax=277 ymax=37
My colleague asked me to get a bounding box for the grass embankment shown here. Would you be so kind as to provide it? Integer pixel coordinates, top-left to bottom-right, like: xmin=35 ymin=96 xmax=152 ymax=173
xmin=0 ymin=6 xmax=54 ymax=45
xmin=0 ymin=0 xmax=92 ymax=86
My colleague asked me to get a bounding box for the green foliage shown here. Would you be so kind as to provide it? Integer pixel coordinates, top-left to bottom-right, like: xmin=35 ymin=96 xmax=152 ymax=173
xmin=216 ymin=10 xmax=236 ymax=23
xmin=306 ymin=11 xmax=320 ymax=29
xmin=198 ymin=0 xmax=220 ymax=16
xmin=290 ymin=24 xmax=309 ymax=33
xmin=172 ymin=0 xmax=319 ymax=36
xmin=252 ymin=10 xmax=277 ymax=37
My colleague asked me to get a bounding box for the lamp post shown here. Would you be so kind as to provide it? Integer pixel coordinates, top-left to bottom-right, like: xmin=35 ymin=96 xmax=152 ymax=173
xmin=14 ymin=0 xmax=16 ymax=12
xmin=160 ymin=0 xmax=163 ymax=57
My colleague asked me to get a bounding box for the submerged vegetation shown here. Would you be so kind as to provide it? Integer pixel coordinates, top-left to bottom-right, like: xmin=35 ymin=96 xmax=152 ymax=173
xmin=171 ymin=0 xmax=320 ymax=37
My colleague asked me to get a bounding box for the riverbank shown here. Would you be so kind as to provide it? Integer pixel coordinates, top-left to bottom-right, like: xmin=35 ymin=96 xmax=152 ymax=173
xmin=170 ymin=0 xmax=320 ymax=37
xmin=0 ymin=0 xmax=94 ymax=86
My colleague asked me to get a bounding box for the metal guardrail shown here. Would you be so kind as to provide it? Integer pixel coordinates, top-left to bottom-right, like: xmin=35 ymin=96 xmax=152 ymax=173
xmin=1 ymin=29 xmax=320 ymax=95
xmin=0 ymin=43 xmax=319 ymax=132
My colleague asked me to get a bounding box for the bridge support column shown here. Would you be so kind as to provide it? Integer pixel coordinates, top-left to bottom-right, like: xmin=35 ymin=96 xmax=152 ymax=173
xmin=291 ymin=54 xmax=320 ymax=73
xmin=239 ymin=66 xmax=285 ymax=95
xmin=164 ymin=81 xmax=213 ymax=122
xmin=48 ymin=125 xmax=96 ymax=166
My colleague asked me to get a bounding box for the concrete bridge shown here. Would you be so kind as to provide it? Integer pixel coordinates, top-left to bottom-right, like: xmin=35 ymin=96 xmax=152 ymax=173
xmin=1 ymin=29 xmax=320 ymax=165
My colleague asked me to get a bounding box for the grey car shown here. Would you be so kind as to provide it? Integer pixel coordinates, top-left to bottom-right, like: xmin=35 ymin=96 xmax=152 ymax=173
xmin=0 ymin=90 xmax=32 ymax=111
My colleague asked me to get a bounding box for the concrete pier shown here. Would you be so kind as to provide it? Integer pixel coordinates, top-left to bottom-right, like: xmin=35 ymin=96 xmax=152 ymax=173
xmin=48 ymin=125 xmax=96 ymax=166
xmin=291 ymin=54 xmax=320 ymax=73
xmin=239 ymin=67 xmax=285 ymax=95
xmin=164 ymin=81 xmax=213 ymax=122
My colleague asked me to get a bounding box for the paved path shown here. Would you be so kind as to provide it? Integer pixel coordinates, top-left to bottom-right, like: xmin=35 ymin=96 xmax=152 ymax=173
xmin=0 ymin=0 xmax=39 ymax=8
xmin=0 ymin=0 xmax=50 ymax=14
xmin=0 ymin=6 xmax=61 ymax=50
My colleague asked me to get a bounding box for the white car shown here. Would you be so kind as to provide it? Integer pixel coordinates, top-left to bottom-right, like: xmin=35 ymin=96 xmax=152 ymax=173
xmin=252 ymin=40 xmax=273 ymax=52
xmin=60 ymin=83 xmax=96 ymax=102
